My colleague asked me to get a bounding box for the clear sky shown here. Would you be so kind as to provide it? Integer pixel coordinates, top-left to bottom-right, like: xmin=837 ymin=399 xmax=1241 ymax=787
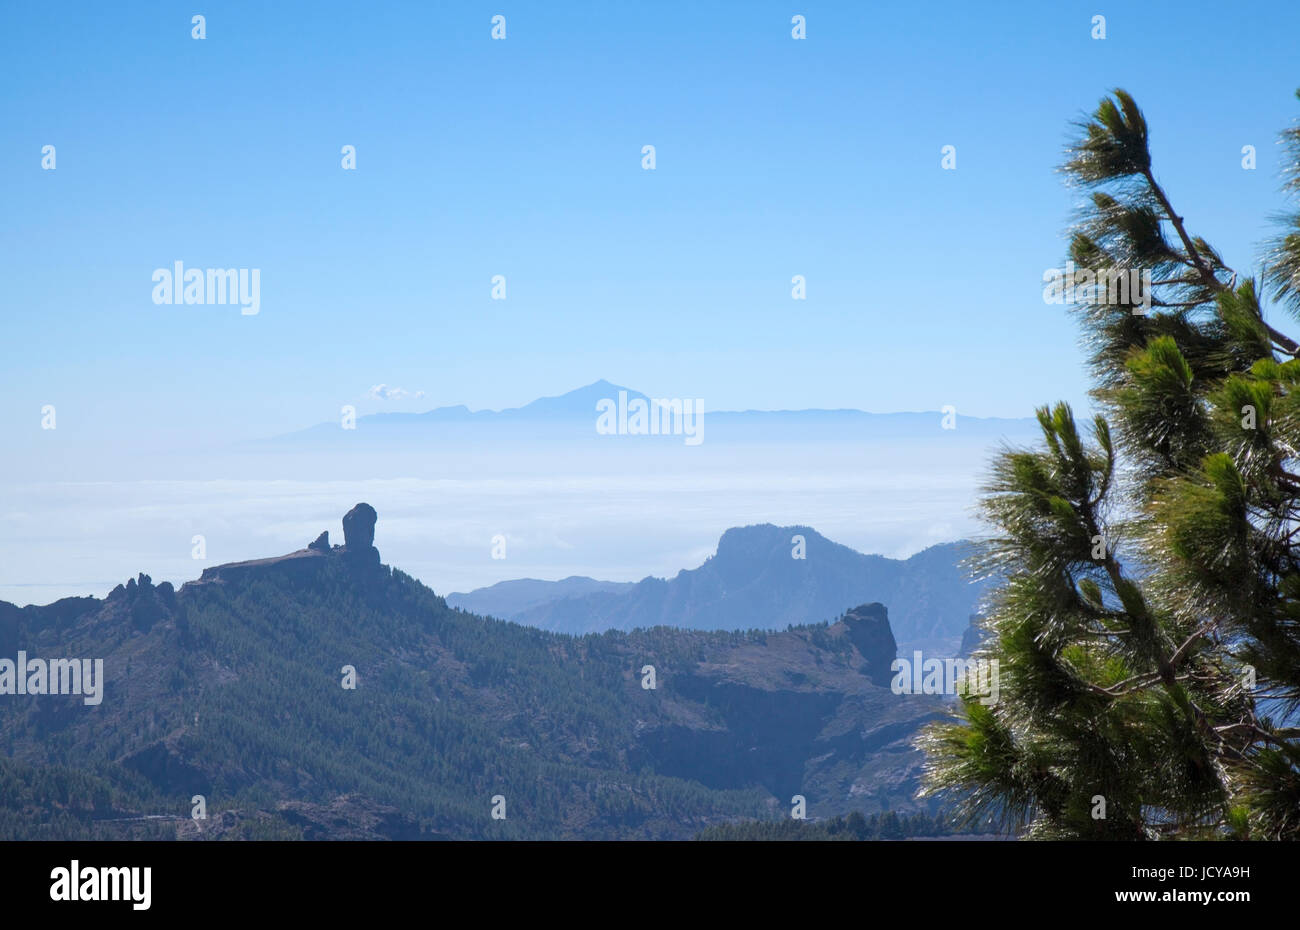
xmin=4 ymin=0 xmax=1300 ymax=445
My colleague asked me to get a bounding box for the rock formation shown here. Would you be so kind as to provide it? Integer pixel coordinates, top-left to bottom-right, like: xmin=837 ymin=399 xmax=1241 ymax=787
xmin=341 ymin=503 xmax=380 ymax=566
xmin=199 ymin=504 xmax=383 ymax=584
xmin=342 ymin=503 xmax=377 ymax=551
xmin=840 ymin=602 xmax=897 ymax=687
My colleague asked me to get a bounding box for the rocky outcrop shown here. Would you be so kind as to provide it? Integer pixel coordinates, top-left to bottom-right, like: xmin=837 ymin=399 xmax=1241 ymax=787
xmin=341 ymin=503 xmax=380 ymax=566
xmin=104 ymin=572 xmax=177 ymax=633
xmin=197 ymin=504 xmax=383 ymax=584
xmin=342 ymin=503 xmax=377 ymax=550
xmin=840 ymin=602 xmax=897 ymax=686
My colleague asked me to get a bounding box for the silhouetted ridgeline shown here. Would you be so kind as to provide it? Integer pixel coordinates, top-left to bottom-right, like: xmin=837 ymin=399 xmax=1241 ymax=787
xmin=450 ymin=524 xmax=990 ymax=650
xmin=0 ymin=505 xmax=948 ymax=840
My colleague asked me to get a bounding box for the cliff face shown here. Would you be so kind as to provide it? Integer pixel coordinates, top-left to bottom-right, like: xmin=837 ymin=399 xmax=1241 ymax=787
xmin=0 ymin=506 xmax=945 ymax=839
xmin=841 ymin=602 xmax=898 ymax=686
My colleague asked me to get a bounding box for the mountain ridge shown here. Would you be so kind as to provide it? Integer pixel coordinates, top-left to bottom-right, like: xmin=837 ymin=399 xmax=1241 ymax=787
xmin=267 ymin=380 xmax=1037 ymax=442
xmin=0 ymin=504 xmax=948 ymax=840
xmin=449 ymin=523 xmax=989 ymax=652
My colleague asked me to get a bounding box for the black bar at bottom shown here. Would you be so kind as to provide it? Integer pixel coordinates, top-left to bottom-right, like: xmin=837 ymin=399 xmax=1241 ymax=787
xmin=10 ymin=839 xmax=1275 ymax=917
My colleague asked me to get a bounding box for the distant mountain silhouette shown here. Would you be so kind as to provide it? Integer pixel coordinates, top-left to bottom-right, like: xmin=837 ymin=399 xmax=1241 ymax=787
xmin=0 ymin=505 xmax=946 ymax=840
xmin=449 ymin=524 xmax=989 ymax=650
xmin=448 ymin=576 xmax=635 ymax=619
xmin=266 ymin=380 xmax=1036 ymax=444
xmin=365 ymin=379 xmax=649 ymax=424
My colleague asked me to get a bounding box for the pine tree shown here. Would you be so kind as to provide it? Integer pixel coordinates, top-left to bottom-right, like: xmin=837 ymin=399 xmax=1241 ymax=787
xmin=919 ymin=89 xmax=1300 ymax=840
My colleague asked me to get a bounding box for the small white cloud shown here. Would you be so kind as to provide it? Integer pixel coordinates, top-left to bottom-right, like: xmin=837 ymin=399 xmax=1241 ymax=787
xmin=368 ymin=384 xmax=426 ymax=401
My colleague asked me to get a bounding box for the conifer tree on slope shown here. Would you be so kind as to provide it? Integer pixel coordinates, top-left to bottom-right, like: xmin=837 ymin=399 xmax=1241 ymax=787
xmin=919 ymin=89 xmax=1300 ymax=839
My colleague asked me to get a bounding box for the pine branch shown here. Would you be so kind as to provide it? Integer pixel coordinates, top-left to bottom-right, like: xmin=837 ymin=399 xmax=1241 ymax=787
xmin=1141 ymin=166 xmax=1300 ymax=356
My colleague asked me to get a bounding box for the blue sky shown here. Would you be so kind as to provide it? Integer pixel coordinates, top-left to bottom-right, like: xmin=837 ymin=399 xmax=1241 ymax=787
xmin=4 ymin=0 xmax=1300 ymax=445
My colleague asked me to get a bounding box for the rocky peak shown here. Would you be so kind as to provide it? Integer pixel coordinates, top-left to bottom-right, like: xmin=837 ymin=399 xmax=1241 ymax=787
xmin=106 ymin=572 xmax=176 ymax=632
xmin=341 ymin=503 xmax=380 ymax=566
xmin=838 ymin=602 xmax=897 ymax=687
xmin=343 ymin=503 xmax=377 ymax=547
xmin=197 ymin=503 xmax=384 ymax=585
